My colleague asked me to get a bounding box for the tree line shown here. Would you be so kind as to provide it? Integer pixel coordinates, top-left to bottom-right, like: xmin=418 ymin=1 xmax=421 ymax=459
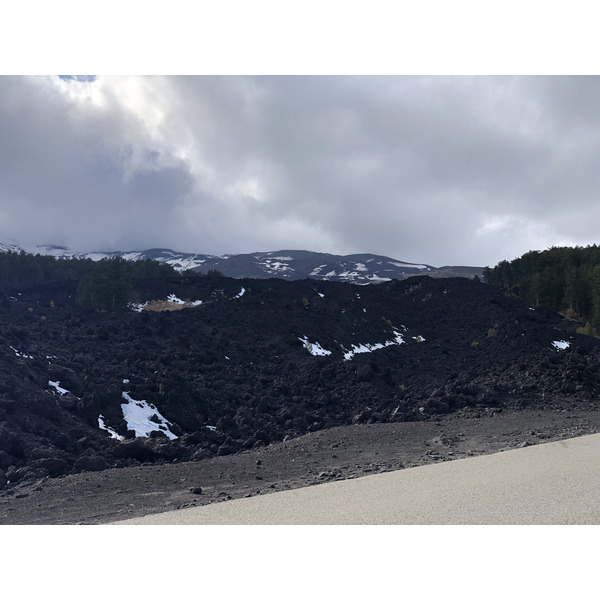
xmin=482 ymin=245 xmax=600 ymax=326
xmin=0 ymin=250 xmax=223 ymax=312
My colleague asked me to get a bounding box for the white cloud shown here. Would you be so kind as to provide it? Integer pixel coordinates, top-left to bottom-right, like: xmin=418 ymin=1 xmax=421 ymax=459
xmin=2 ymin=75 xmax=600 ymax=266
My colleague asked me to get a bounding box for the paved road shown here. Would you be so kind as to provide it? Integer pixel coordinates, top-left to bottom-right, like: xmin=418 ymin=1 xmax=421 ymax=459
xmin=112 ymin=433 xmax=600 ymax=525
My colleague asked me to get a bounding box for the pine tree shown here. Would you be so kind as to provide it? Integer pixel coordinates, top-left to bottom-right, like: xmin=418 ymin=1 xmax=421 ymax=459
xmin=76 ymin=258 xmax=132 ymax=312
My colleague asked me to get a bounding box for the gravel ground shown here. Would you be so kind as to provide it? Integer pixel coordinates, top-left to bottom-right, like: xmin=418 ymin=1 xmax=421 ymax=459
xmin=2 ymin=407 xmax=600 ymax=525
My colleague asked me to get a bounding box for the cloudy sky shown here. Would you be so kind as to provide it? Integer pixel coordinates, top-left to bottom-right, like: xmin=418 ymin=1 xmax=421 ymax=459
xmin=1 ymin=74 xmax=600 ymax=267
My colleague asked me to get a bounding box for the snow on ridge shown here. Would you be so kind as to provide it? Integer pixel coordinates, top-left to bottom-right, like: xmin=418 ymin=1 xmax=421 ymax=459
xmin=163 ymin=255 xmax=207 ymax=271
xmin=254 ymin=256 xmax=295 ymax=274
xmin=121 ymin=390 xmax=178 ymax=440
xmin=310 ymin=264 xmax=327 ymax=276
xmin=387 ymin=261 xmax=428 ymax=270
xmin=119 ymin=252 xmax=144 ymax=261
xmin=298 ymin=336 xmax=332 ymax=356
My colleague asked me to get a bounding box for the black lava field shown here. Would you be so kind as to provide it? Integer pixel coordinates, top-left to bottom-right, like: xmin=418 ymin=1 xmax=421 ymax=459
xmin=1 ymin=274 xmax=599 ymax=489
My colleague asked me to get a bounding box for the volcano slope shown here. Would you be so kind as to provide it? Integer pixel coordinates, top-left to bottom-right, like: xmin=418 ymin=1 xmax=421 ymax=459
xmin=1 ymin=274 xmax=600 ymax=524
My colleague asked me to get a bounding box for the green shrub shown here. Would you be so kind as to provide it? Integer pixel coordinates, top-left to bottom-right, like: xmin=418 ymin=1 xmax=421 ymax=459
xmin=576 ymin=322 xmax=599 ymax=337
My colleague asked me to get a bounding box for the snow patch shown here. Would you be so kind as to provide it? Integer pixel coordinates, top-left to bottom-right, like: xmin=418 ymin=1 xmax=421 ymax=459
xmin=121 ymin=391 xmax=178 ymax=439
xmin=98 ymin=415 xmax=124 ymax=440
xmin=234 ymin=287 xmax=246 ymax=299
xmin=388 ymin=261 xmax=428 ymax=270
xmin=310 ymin=264 xmax=327 ymax=276
xmin=342 ymin=328 xmax=406 ymax=360
xmin=167 ymin=293 xmax=185 ymax=304
xmin=48 ymin=380 xmax=70 ymax=395
xmin=10 ymin=346 xmax=34 ymax=359
xmin=298 ymin=336 xmax=332 ymax=356
xmin=552 ymin=340 xmax=570 ymax=351
xmin=129 ymin=301 xmax=149 ymax=312
xmin=254 ymin=256 xmax=295 ymax=274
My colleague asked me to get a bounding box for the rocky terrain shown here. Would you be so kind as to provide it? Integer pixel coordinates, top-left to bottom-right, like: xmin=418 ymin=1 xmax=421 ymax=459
xmin=1 ymin=273 xmax=600 ymax=524
xmin=4 ymin=408 xmax=600 ymax=525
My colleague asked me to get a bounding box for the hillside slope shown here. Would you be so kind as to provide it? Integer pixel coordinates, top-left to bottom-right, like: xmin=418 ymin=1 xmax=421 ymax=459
xmin=1 ymin=275 xmax=599 ymax=489
xmin=2 ymin=242 xmax=482 ymax=283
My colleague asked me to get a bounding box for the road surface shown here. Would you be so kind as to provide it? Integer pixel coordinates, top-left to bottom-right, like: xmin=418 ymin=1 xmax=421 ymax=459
xmin=112 ymin=432 xmax=600 ymax=525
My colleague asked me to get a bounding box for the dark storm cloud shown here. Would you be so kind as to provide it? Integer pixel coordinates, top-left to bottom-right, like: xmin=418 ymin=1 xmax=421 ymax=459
xmin=1 ymin=75 xmax=600 ymax=266
xmin=0 ymin=76 xmax=194 ymax=251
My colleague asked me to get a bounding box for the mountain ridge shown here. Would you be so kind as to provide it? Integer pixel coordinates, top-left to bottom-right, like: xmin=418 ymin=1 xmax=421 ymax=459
xmin=0 ymin=242 xmax=483 ymax=284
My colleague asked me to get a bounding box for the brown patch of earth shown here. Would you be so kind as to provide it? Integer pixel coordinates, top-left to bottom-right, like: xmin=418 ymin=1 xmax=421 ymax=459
xmin=1 ymin=407 xmax=599 ymax=525
xmin=141 ymin=300 xmax=200 ymax=312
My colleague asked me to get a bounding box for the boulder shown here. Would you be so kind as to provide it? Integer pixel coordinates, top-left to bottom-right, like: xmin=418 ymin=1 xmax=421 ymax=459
xmin=112 ymin=438 xmax=158 ymax=462
xmin=73 ymin=455 xmax=107 ymax=472
xmin=31 ymin=457 xmax=69 ymax=476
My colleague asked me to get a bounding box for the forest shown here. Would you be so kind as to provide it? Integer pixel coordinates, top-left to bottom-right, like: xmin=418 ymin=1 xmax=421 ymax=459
xmin=3 ymin=245 xmax=600 ymax=328
xmin=0 ymin=250 xmax=216 ymax=312
xmin=482 ymin=245 xmax=600 ymax=329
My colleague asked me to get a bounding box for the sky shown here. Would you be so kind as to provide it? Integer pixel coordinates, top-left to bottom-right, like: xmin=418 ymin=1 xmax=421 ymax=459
xmin=1 ymin=1 xmax=600 ymax=269
xmin=2 ymin=73 xmax=600 ymax=268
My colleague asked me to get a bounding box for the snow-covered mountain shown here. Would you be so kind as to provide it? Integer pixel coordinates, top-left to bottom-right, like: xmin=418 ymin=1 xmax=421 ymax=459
xmin=0 ymin=242 xmax=482 ymax=283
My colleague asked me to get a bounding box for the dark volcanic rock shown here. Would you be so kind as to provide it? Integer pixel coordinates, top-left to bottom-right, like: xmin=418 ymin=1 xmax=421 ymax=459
xmin=111 ymin=439 xmax=157 ymax=462
xmin=31 ymin=457 xmax=69 ymax=476
xmin=74 ymin=455 xmax=107 ymax=472
xmin=1 ymin=274 xmax=599 ymax=487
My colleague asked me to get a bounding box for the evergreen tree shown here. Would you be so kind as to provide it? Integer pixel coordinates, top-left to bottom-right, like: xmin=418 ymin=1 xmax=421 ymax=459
xmin=484 ymin=244 xmax=600 ymax=323
xmin=76 ymin=258 xmax=132 ymax=312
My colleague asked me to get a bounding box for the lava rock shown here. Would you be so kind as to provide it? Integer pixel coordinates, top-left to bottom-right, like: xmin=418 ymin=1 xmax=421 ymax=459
xmin=73 ymin=455 xmax=107 ymax=472
xmin=31 ymin=457 xmax=69 ymax=476
xmin=112 ymin=438 xmax=158 ymax=462
xmin=217 ymin=437 xmax=242 ymax=456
